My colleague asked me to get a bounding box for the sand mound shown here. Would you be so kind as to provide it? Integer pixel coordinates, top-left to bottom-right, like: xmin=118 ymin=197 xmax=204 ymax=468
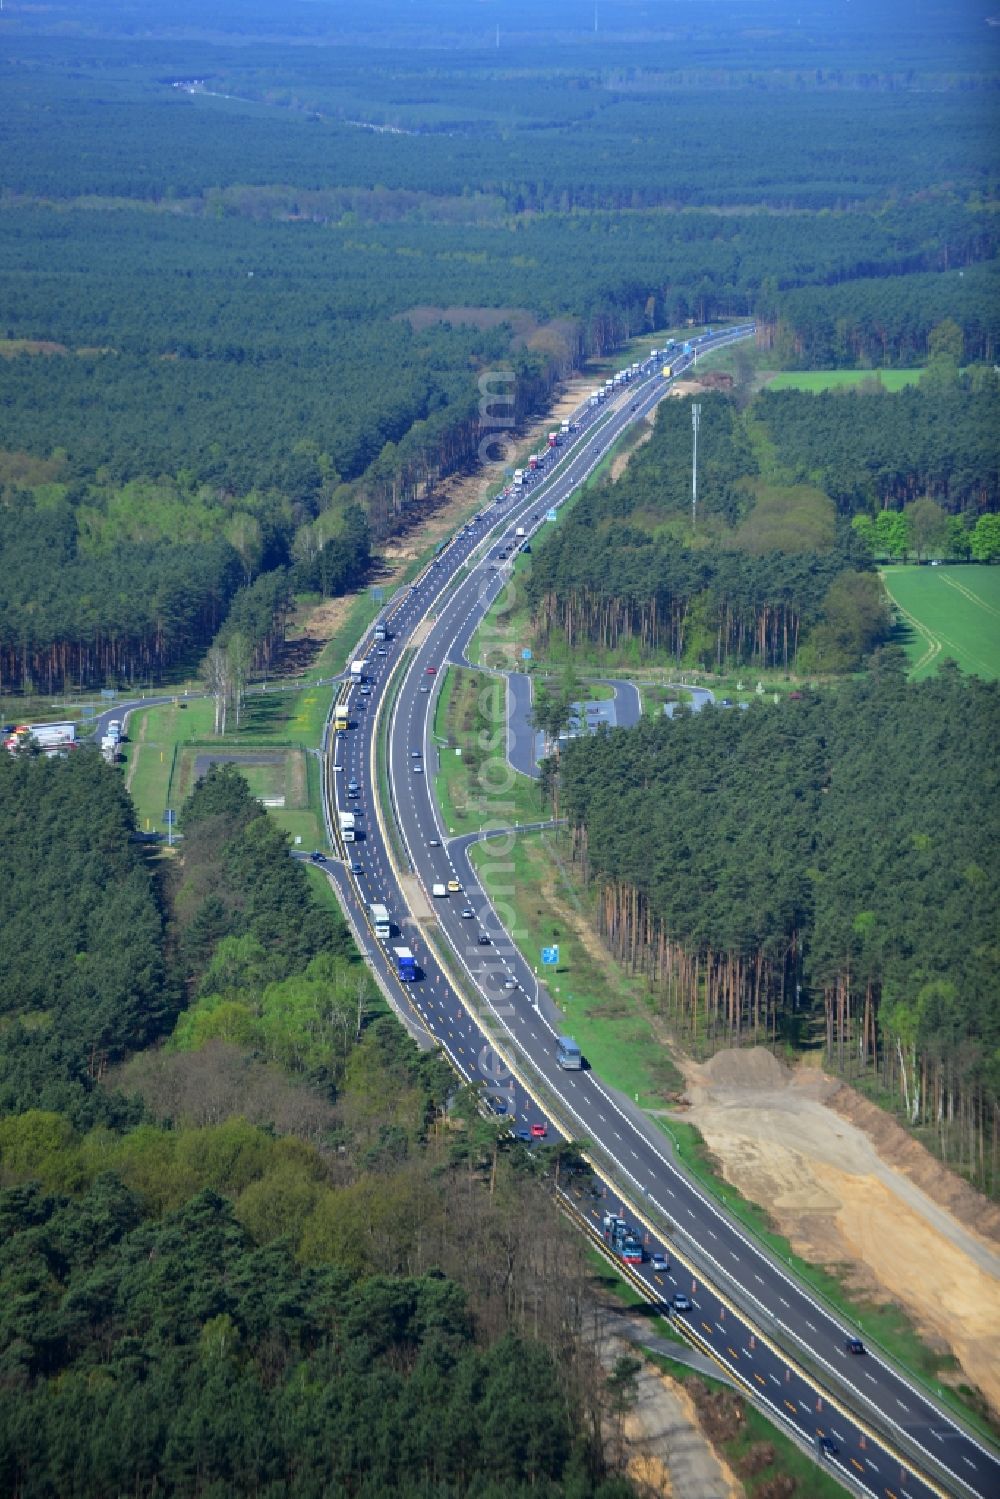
xmin=699 ymin=1045 xmax=788 ymax=1092
xmin=675 ymin=1047 xmax=1000 ymax=1415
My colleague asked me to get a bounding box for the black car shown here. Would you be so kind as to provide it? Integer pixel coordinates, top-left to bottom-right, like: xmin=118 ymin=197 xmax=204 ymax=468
xmin=818 ymin=1435 xmax=839 ymax=1458
xmin=478 ymin=934 xmax=491 ymax=945
xmin=844 ymin=1337 xmax=865 ymax=1356
xmin=309 ymin=851 xmax=326 ymax=864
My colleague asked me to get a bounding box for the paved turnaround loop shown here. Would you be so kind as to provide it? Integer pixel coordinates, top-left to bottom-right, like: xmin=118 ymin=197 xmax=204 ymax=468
xmin=321 ymin=326 xmax=998 ymax=1499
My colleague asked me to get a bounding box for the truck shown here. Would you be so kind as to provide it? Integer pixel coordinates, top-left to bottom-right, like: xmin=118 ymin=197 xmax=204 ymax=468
xmin=603 ymin=1213 xmax=644 ymax=1265
xmin=350 ymin=659 xmax=366 ymax=682
xmin=393 ymin=946 xmax=418 ymax=982
xmin=560 ymin=418 xmax=570 ymax=435
xmin=6 ymin=720 xmax=77 ymax=757
xmin=528 ymin=454 xmax=538 ymax=471
xmin=513 ymin=469 xmax=524 ymax=487
xmin=556 ymin=1036 xmax=583 ymax=1070
xmin=432 ymin=882 xmax=447 ymax=898
xmin=374 ymin=623 xmax=389 ymax=643
xmin=339 ymin=811 xmax=356 ymax=843
xmin=589 ymin=389 xmax=601 ymax=407
xmin=334 ymin=703 xmax=350 ymax=731
xmin=661 ymin=364 xmax=673 ymax=380
xmin=515 ymin=525 xmax=526 ymax=538
xmin=371 ymin=903 xmax=391 ymax=939
xmin=547 ymin=431 xmax=559 ymax=448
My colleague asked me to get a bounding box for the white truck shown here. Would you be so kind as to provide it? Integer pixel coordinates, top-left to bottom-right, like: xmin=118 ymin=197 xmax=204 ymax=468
xmin=513 ymin=468 xmax=524 ymax=487
xmin=350 ymin=659 xmax=366 ymax=682
xmin=432 ymin=882 xmax=447 ymax=898
xmin=339 ymin=811 xmax=356 ymax=843
xmin=515 ymin=525 xmax=526 ymax=538
xmin=556 ymin=1036 xmax=583 ymax=1070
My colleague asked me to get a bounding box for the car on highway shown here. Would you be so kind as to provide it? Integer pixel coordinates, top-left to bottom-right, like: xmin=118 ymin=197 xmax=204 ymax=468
xmin=310 ymin=850 xmax=326 ymax=863
xmin=376 ymin=648 xmax=387 ymax=657
xmin=350 ymin=862 xmax=363 ymax=874
xmin=670 ymin=1293 xmax=692 ymax=1313
xmin=650 ymin=1252 xmax=669 ymax=1273
xmin=411 ymin=749 xmax=421 ymax=757
xmin=420 ymin=685 xmax=430 ymax=693
xmin=530 ymin=1122 xmax=547 ymax=1139
xmin=818 ymin=1436 xmax=839 ymax=1458
xmin=347 ymin=781 xmax=360 ymax=797
xmin=514 ymin=1128 xmax=532 ymax=1143
xmin=844 ymin=1337 xmax=865 ymax=1355
xmin=425 ymin=665 xmax=437 ymax=675
xmin=429 ymin=838 xmax=441 ymax=847
xmin=502 ymin=977 xmax=518 ymax=989
xmin=447 ymin=879 xmax=461 ymax=893
xmin=412 ymin=764 xmax=423 ymax=773
xmin=478 ymin=934 xmax=491 ymax=945
xmin=460 ymin=907 xmax=475 ymax=919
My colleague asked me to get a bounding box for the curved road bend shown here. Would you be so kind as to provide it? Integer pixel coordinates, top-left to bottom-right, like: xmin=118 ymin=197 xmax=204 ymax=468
xmin=326 ymin=327 xmax=997 ymax=1499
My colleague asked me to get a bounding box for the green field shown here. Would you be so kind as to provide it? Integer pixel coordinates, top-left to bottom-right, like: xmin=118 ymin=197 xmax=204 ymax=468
xmin=880 ymin=565 xmax=1000 ymax=680
xmin=765 ymin=368 xmax=924 ymax=391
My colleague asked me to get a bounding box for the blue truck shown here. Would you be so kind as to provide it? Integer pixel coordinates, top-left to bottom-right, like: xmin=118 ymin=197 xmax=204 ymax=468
xmin=393 ymin=946 xmax=418 ymax=982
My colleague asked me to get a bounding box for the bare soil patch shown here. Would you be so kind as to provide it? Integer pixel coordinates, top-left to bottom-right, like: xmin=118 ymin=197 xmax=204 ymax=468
xmin=295 ymin=365 xmax=599 ymax=664
xmin=0 ymin=338 xmax=68 ymax=357
xmin=610 ymin=420 xmax=654 ymax=482
xmin=588 ymin=1296 xmax=741 ymax=1499
xmin=677 ymin=1048 xmax=1000 ymax=1414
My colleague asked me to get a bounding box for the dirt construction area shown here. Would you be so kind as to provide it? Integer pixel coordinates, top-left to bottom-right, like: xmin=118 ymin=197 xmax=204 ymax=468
xmin=676 ymin=1049 xmax=1000 ymax=1416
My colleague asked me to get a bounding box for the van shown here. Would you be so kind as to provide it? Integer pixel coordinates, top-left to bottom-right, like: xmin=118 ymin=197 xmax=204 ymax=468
xmin=556 ymin=1036 xmax=583 ymax=1070
xmin=432 ymin=883 xmax=447 ymax=898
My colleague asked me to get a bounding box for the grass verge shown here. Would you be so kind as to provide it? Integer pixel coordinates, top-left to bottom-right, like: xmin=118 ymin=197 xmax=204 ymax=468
xmin=122 ymin=584 xmax=393 ymax=843
xmin=470 ymin=830 xmax=683 ymax=1107
xmin=432 ymin=666 xmax=547 ymax=834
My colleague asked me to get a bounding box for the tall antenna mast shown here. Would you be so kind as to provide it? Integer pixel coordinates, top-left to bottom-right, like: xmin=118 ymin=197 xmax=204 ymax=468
xmin=691 ymin=404 xmax=701 ymax=533
xmin=594 ymin=4 xmax=599 ymax=33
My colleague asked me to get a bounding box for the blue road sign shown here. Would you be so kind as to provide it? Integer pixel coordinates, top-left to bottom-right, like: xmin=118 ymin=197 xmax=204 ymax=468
xmin=521 ymin=648 xmax=532 ymax=661
xmin=541 ymin=945 xmax=559 ymax=966
xmin=546 ymin=509 xmax=557 ymax=522
xmin=163 ymin=809 xmax=176 ymax=824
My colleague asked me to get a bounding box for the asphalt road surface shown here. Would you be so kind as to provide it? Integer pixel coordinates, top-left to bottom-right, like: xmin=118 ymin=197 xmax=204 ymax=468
xmin=322 ymin=326 xmax=996 ymax=1499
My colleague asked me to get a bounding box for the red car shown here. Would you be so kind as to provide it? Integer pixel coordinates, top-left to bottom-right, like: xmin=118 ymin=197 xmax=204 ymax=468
xmin=425 ymin=665 xmax=437 ymax=675
xmin=530 ymin=1122 xmax=547 ymax=1140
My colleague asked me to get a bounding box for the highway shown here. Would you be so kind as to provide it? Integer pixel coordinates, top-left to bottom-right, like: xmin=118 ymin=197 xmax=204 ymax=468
xmin=320 ymin=326 xmax=997 ymax=1499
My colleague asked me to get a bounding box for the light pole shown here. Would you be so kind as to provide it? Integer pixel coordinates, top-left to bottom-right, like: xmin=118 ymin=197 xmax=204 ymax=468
xmin=691 ymin=403 xmax=701 ymax=533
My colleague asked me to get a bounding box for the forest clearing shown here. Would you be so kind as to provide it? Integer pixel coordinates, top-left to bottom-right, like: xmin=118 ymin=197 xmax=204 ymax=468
xmin=881 ymin=565 xmax=1000 ymax=680
xmin=765 ymin=369 xmax=924 ymax=391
